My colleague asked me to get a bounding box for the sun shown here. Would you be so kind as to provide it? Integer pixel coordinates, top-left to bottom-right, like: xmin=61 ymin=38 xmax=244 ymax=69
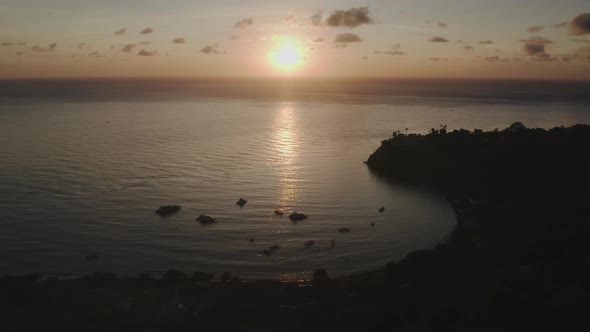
xmin=269 ymin=39 xmax=305 ymax=72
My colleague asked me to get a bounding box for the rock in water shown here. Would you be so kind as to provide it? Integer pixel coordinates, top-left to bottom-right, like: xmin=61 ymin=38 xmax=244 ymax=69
xmin=379 ymin=207 xmax=385 ymax=213
xmin=338 ymin=227 xmax=351 ymax=233
xmin=304 ymin=240 xmax=315 ymax=247
xmin=289 ymin=212 xmax=308 ymax=221
xmin=274 ymin=209 xmax=284 ymax=215
xmin=155 ymin=205 xmax=181 ymax=216
xmin=197 ymin=214 xmax=216 ymax=224
xmin=236 ymin=198 xmax=247 ymax=207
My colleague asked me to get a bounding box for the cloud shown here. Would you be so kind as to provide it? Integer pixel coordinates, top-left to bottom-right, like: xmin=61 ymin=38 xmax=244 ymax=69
xmin=200 ymin=44 xmax=222 ymax=54
xmin=519 ymin=36 xmax=552 ymax=44
xmin=140 ymin=27 xmax=154 ymax=34
xmin=485 ymin=56 xmax=500 ymax=62
xmin=326 ymin=7 xmax=373 ymax=28
xmin=77 ymin=43 xmax=88 ymax=50
xmin=553 ymin=22 xmax=568 ymax=29
xmin=478 ymin=40 xmax=494 ymax=45
xmin=429 ymin=36 xmax=448 ymax=43
xmin=114 ymin=28 xmax=126 ymax=35
xmin=527 ymin=25 xmax=544 ymax=33
xmin=566 ymin=45 xmax=590 ymax=61
xmin=464 ymin=45 xmax=474 ymax=51
xmin=428 ymin=57 xmax=447 ymax=61
xmin=137 ymin=49 xmax=157 ymax=56
xmin=437 ymin=21 xmax=448 ymax=28
xmin=121 ymin=44 xmax=137 ymax=52
xmin=334 ymin=33 xmax=363 ymax=43
xmin=313 ymin=37 xmax=325 ymax=43
xmin=139 ymin=41 xmax=151 ymax=45
xmin=311 ymin=12 xmax=323 ymax=26
xmin=88 ymin=52 xmax=105 ymax=58
xmin=173 ymin=38 xmax=186 ymax=44
xmin=572 ymin=38 xmax=589 ymax=43
xmin=523 ymin=43 xmax=549 ymax=57
xmin=384 ymin=50 xmax=406 ymax=55
xmin=234 ymin=18 xmax=253 ymax=29
xmin=31 ymin=43 xmax=56 ymax=52
xmin=569 ymin=13 xmax=590 ymax=35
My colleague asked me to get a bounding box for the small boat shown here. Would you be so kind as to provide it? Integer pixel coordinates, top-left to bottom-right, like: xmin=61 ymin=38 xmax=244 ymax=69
xmin=197 ymin=214 xmax=216 ymax=224
xmin=289 ymin=212 xmax=308 ymax=221
xmin=274 ymin=209 xmax=284 ymax=215
xmin=304 ymin=240 xmax=315 ymax=247
xmin=155 ymin=205 xmax=181 ymax=216
xmin=379 ymin=207 xmax=385 ymax=213
xmin=371 ymin=223 xmax=375 ymax=227
xmin=338 ymin=227 xmax=351 ymax=233
xmin=236 ymin=198 xmax=247 ymax=207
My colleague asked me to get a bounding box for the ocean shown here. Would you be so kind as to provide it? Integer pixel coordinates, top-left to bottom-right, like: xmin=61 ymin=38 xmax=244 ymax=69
xmin=0 ymin=78 xmax=588 ymax=280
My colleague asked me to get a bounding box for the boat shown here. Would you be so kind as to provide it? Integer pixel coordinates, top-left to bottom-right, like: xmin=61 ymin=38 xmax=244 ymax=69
xmin=197 ymin=214 xmax=216 ymax=224
xmin=155 ymin=205 xmax=181 ymax=216
xmin=304 ymin=240 xmax=315 ymax=247
xmin=236 ymin=198 xmax=247 ymax=207
xmin=289 ymin=212 xmax=308 ymax=221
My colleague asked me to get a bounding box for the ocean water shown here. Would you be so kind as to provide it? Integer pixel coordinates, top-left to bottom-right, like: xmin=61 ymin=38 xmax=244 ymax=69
xmin=0 ymin=79 xmax=588 ymax=280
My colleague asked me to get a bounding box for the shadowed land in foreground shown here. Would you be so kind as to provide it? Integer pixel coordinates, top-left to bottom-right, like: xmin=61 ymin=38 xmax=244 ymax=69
xmin=2 ymin=123 xmax=590 ymax=331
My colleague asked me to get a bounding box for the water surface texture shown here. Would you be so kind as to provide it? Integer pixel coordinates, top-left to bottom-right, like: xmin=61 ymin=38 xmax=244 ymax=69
xmin=1 ymin=79 xmax=588 ymax=280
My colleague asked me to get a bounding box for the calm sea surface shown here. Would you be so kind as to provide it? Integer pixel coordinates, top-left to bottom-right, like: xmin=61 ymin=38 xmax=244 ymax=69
xmin=1 ymin=79 xmax=589 ymax=280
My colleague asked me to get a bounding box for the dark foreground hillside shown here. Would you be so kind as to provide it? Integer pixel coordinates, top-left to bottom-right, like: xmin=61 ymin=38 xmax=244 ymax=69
xmin=2 ymin=123 xmax=590 ymax=332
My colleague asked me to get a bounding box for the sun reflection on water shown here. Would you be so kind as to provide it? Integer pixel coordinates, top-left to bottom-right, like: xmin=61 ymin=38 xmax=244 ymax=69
xmin=273 ymin=102 xmax=301 ymax=209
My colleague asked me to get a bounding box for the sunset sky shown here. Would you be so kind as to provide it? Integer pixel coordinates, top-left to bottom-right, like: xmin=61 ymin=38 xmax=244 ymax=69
xmin=1 ymin=0 xmax=589 ymax=79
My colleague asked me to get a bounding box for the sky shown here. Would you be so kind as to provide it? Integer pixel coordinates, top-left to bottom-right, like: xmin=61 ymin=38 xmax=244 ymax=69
xmin=0 ymin=0 xmax=589 ymax=79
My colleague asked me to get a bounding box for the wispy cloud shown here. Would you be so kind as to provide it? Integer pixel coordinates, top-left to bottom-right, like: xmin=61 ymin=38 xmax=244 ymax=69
xmin=334 ymin=33 xmax=363 ymax=43
xmin=200 ymin=44 xmax=222 ymax=54
xmin=429 ymin=36 xmax=449 ymax=43
xmin=527 ymin=25 xmax=544 ymax=33
xmin=173 ymin=38 xmax=186 ymax=44
xmin=122 ymin=44 xmax=136 ymax=52
xmin=478 ymin=40 xmax=494 ymax=45
xmin=137 ymin=49 xmax=157 ymax=56
xmin=234 ymin=18 xmax=253 ymax=29
xmin=140 ymin=27 xmax=154 ymax=34
xmin=519 ymin=36 xmax=552 ymax=45
xmin=31 ymin=43 xmax=56 ymax=52
xmin=325 ymin=7 xmax=373 ymax=28
xmin=114 ymin=28 xmax=126 ymax=35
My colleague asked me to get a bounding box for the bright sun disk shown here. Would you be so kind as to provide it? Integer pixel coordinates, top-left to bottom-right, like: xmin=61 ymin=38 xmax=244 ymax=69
xmin=269 ymin=41 xmax=304 ymax=71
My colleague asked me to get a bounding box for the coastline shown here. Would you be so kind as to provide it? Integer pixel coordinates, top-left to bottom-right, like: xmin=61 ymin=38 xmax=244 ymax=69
xmin=2 ymin=123 xmax=589 ymax=331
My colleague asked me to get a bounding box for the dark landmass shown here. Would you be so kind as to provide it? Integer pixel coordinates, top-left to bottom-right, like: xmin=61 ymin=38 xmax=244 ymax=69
xmin=2 ymin=123 xmax=590 ymax=331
